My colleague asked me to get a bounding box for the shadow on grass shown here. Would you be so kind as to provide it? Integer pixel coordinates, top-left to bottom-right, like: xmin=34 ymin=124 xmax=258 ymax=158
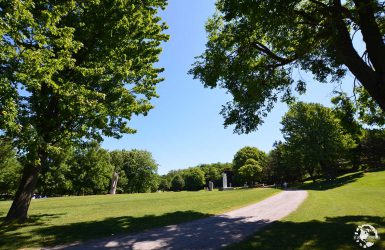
xmin=300 ymin=172 xmax=364 ymax=191
xmin=0 ymin=210 xmax=216 ymax=249
xmin=0 ymin=213 xmax=67 ymax=249
xmin=58 ymin=214 xmax=271 ymax=249
xmin=366 ymin=167 xmax=385 ymax=173
xmin=228 ymin=215 xmax=385 ymax=250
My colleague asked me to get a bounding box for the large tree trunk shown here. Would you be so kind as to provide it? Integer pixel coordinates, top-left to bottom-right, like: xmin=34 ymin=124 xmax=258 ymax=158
xmin=5 ymin=164 xmax=40 ymax=223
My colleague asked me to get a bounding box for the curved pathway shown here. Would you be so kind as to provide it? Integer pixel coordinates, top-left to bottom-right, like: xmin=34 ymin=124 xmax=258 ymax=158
xmin=47 ymin=190 xmax=307 ymax=250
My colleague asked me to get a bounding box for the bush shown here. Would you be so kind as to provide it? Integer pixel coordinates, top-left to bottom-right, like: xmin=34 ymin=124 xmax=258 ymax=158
xmin=171 ymin=175 xmax=185 ymax=191
xmin=184 ymin=168 xmax=205 ymax=191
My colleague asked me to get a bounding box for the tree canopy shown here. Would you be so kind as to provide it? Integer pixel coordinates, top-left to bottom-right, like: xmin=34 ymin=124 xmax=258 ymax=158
xmin=117 ymin=149 xmax=159 ymax=193
xmin=184 ymin=168 xmax=205 ymax=191
xmin=233 ymin=146 xmax=266 ymax=185
xmin=281 ymin=102 xmax=355 ymax=181
xmin=238 ymin=158 xmax=263 ymax=186
xmin=1 ymin=0 xmax=168 ymax=222
xmin=190 ymin=0 xmax=385 ymax=133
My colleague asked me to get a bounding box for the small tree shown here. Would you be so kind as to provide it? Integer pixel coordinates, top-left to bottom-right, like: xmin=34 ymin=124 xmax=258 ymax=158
xmin=171 ymin=175 xmax=185 ymax=192
xmin=110 ymin=150 xmax=158 ymax=194
xmin=124 ymin=150 xmax=158 ymax=193
xmin=184 ymin=168 xmax=205 ymax=191
xmin=238 ymin=159 xmax=262 ymax=186
xmin=233 ymin=147 xmax=266 ymax=186
xmin=158 ymin=176 xmax=171 ymax=191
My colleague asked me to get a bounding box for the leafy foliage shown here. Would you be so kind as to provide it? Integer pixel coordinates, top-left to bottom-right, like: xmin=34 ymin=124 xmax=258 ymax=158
xmin=355 ymin=86 xmax=385 ymax=127
xmin=281 ymin=102 xmax=355 ymax=181
xmin=0 ymin=138 xmax=22 ymax=196
xmin=190 ymin=0 xmax=385 ymax=133
xmin=171 ymin=175 xmax=185 ymax=192
xmin=184 ymin=168 xmax=205 ymax=191
xmin=199 ymin=162 xmax=232 ymax=187
xmin=110 ymin=149 xmax=159 ymax=194
xmin=68 ymin=143 xmax=113 ymax=195
xmin=0 ymin=0 xmax=168 ymax=220
xmin=233 ymin=146 xmax=266 ymax=185
xmin=358 ymin=129 xmax=385 ymax=168
xmin=238 ymin=158 xmax=263 ymax=186
xmin=265 ymin=141 xmax=303 ymax=184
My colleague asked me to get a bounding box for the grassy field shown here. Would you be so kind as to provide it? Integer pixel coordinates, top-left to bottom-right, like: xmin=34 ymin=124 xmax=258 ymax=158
xmin=0 ymin=188 xmax=279 ymax=249
xmin=229 ymin=170 xmax=385 ymax=250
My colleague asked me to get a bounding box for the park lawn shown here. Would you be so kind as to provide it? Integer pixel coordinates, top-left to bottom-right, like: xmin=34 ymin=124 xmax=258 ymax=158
xmin=229 ymin=170 xmax=385 ymax=250
xmin=0 ymin=188 xmax=279 ymax=249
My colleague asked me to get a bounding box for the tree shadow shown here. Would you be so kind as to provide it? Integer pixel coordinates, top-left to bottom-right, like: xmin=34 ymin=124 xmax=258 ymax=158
xmin=228 ymin=215 xmax=385 ymax=250
xmin=0 ymin=213 xmax=67 ymax=249
xmin=42 ymin=213 xmax=271 ymax=249
xmin=300 ymin=172 xmax=364 ymax=191
xmin=1 ymin=211 xmax=217 ymax=249
xmin=366 ymin=167 xmax=385 ymax=173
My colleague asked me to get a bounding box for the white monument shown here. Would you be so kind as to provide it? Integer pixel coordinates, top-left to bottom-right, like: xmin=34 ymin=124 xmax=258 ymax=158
xmin=109 ymin=172 xmax=119 ymax=194
xmin=222 ymin=173 xmax=228 ymax=188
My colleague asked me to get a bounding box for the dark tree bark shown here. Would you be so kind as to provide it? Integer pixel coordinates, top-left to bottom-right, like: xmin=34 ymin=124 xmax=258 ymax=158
xmin=5 ymin=164 xmax=41 ymax=223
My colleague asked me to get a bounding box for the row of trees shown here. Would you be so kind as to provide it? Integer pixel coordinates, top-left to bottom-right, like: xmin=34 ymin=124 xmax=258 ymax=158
xmin=162 ymin=99 xmax=385 ymax=189
xmin=2 ymin=97 xmax=384 ymax=197
xmin=158 ymin=162 xmax=232 ymax=192
xmin=0 ymin=143 xmax=159 ymax=197
xmin=254 ymin=99 xmax=385 ymax=185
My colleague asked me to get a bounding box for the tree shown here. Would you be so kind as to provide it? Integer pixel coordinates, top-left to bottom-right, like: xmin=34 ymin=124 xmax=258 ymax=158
xmin=111 ymin=150 xmax=158 ymax=194
xmin=1 ymin=1 xmax=168 ymax=222
xmin=36 ymin=160 xmax=73 ymax=197
xmin=190 ymin=0 xmax=385 ymax=133
xmin=358 ymin=129 xmax=385 ymax=169
xmin=238 ymin=159 xmax=262 ymax=186
xmin=281 ymin=102 xmax=355 ymax=181
xmin=233 ymin=146 xmax=266 ymax=185
xmin=109 ymin=150 xmax=131 ymax=194
xmin=171 ymin=175 xmax=185 ymax=192
xmin=0 ymin=138 xmax=22 ymax=197
xmin=355 ymin=86 xmax=385 ymax=127
xmin=158 ymin=176 xmax=171 ymax=191
xmin=331 ymin=93 xmax=363 ymax=139
xmin=265 ymin=142 xmax=303 ymax=185
xmin=184 ymin=168 xmax=205 ymax=191
xmin=68 ymin=143 xmax=113 ymax=195
xmin=199 ymin=162 xmax=231 ymax=187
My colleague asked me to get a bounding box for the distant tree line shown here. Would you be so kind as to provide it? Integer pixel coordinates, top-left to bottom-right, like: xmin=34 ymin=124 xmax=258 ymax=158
xmin=1 ymin=97 xmax=385 ymax=197
xmin=0 ymin=142 xmax=159 ymax=198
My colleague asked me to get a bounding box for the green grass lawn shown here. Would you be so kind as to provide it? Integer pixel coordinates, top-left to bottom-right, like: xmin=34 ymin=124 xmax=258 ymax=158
xmin=0 ymin=188 xmax=279 ymax=249
xmin=229 ymin=170 xmax=385 ymax=250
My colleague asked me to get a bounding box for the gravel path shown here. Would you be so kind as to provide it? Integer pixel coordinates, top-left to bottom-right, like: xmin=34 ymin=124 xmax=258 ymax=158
xmin=47 ymin=190 xmax=307 ymax=250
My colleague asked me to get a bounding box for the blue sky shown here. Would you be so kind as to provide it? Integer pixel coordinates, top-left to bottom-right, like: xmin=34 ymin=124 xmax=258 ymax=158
xmin=102 ymin=0 xmax=355 ymax=175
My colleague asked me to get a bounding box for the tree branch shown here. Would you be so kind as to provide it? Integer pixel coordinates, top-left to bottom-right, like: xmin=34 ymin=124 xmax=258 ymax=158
xmin=332 ymin=0 xmax=382 ymax=106
xmin=254 ymin=42 xmax=297 ymax=65
xmin=353 ymin=0 xmax=385 ymax=74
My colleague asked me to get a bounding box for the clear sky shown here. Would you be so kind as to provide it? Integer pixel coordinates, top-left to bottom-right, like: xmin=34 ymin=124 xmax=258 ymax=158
xmin=102 ymin=0 xmax=355 ymax=175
